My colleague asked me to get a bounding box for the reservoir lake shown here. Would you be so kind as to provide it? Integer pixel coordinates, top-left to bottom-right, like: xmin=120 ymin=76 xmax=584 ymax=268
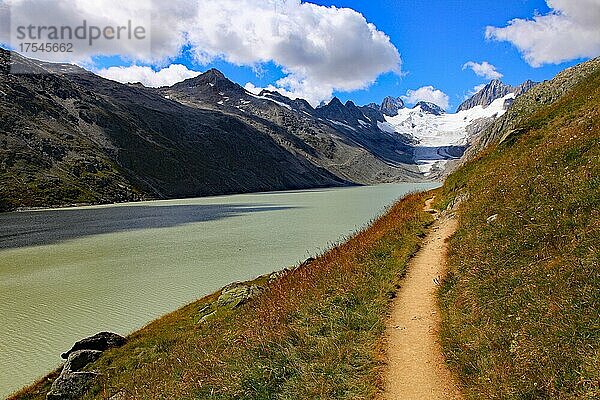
xmin=0 ymin=182 xmax=438 ymax=397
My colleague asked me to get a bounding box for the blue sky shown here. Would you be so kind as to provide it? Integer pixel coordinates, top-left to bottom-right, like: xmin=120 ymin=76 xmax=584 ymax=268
xmin=3 ymin=0 xmax=598 ymax=111
xmin=315 ymin=0 xmax=578 ymax=108
xmin=139 ymin=0 xmax=584 ymax=111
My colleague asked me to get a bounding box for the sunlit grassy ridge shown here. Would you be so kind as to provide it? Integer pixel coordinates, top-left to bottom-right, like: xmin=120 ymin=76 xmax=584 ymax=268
xmin=438 ymin=59 xmax=600 ymax=399
xmin=11 ymin=192 xmax=433 ymax=399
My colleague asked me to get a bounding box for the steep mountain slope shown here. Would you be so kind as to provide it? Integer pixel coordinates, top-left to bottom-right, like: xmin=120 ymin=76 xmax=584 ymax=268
xmin=63 ymin=67 xmax=349 ymax=193
xmin=162 ymin=75 xmax=422 ymax=184
xmin=0 ymin=49 xmax=426 ymax=212
xmin=438 ymin=57 xmax=599 ymax=399
xmin=1 ymin=50 xmax=355 ymax=212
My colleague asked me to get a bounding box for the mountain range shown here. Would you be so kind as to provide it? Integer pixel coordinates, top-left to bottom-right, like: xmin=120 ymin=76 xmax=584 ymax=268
xmin=0 ymin=48 xmax=536 ymax=211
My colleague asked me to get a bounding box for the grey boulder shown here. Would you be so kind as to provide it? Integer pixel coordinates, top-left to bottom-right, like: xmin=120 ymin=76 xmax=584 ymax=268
xmin=63 ymin=350 xmax=102 ymax=373
xmin=217 ymin=283 xmax=263 ymax=308
xmin=61 ymin=331 xmax=126 ymax=359
xmin=46 ymin=371 xmax=98 ymax=400
xmin=46 ymin=350 xmax=102 ymax=400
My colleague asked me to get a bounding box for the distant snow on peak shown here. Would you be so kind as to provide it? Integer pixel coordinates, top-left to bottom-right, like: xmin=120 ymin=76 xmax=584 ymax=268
xmin=246 ymin=91 xmax=293 ymax=110
xmin=412 ymin=101 xmax=445 ymax=116
xmin=382 ymin=93 xmax=514 ymax=175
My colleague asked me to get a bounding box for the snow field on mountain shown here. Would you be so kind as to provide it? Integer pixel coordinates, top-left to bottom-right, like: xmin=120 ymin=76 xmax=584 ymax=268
xmin=379 ymin=94 xmax=515 ymax=174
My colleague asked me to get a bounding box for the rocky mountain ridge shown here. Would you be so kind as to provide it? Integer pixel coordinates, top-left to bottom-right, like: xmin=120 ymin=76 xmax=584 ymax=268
xmin=457 ymin=79 xmax=537 ymax=112
xmin=161 ymin=72 xmax=421 ymax=183
xmin=0 ymin=49 xmax=355 ymax=211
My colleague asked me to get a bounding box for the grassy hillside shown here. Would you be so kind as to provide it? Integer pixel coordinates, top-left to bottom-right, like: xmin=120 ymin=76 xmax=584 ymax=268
xmin=11 ymin=192 xmax=434 ymax=399
xmin=437 ymin=60 xmax=599 ymax=398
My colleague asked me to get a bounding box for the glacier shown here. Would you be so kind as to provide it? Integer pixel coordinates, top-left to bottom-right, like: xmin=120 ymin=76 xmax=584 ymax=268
xmin=380 ymin=94 xmax=515 ymax=175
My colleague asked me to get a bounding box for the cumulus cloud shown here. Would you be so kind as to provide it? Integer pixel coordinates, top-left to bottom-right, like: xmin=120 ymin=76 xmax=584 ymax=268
xmin=486 ymin=0 xmax=600 ymax=66
xmin=96 ymin=64 xmax=201 ymax=87
xmin=1 ymin=0 xmax=157 ymax=62
xmin=401 ymin=86 xmax=450 ymax=110
xmin=0 ymin=0 xmax=401 ymax=104
xmin=462 ymin=61 xmax=503 ymax=80
xmin=185 ymin=0 xmax=400 ymax=104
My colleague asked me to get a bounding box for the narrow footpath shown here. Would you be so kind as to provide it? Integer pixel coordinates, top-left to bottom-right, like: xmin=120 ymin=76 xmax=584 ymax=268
xmin=384 ymin=197 xmax=463 ymax=399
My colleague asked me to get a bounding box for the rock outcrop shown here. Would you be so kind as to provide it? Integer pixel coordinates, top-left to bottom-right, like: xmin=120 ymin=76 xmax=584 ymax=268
xmin=457 ymin=79 xmax=538 ymax=112
xmin=46 ymin=370 xmax=98 ymax=400
xmin=61 ymin=331 xmax=126 ymax=359
xmin=62 ymin=350 xmax=103 ymax=372
xmin=47 ymin=332 xmax=126 ymax=399
xmin=380 ymin=96 xmax=405 ymax=117
xmin=216 ymin=283 xmax=264 ymax=308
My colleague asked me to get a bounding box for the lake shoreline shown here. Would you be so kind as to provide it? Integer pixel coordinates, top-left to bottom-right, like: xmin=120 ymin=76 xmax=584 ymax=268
xmin=4 ymin=182 xmax=369 ymax=214
xmin=6 ymin=179 xmax=440 ymax=215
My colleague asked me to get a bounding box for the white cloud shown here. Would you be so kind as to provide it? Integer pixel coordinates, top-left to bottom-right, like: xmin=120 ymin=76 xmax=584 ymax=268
xmin=401 ymin=86 xmax=450 ymax=110
xmin=462 ymin=61 xmax=503 ymax=80
xmin=486 ymin=0 xmax=600 ymax=66
xmin=0 ymin=0 xmax=401 ymax=104
xmin=96 ymin=64 xmax=201 ymax=87
xmin=1 ymin=0 xmax=157 ymax=63
xmin=185 ymin=0 xmax=400 ymax=104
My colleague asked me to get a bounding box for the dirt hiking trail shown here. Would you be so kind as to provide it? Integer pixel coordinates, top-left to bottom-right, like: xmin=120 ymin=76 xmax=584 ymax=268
xmin=384 ymin=197 xmax=463 ymax=399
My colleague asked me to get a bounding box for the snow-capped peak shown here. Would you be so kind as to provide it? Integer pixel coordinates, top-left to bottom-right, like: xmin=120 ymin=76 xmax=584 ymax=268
xmin=379 ymin=93 xmax=515 ymax=175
